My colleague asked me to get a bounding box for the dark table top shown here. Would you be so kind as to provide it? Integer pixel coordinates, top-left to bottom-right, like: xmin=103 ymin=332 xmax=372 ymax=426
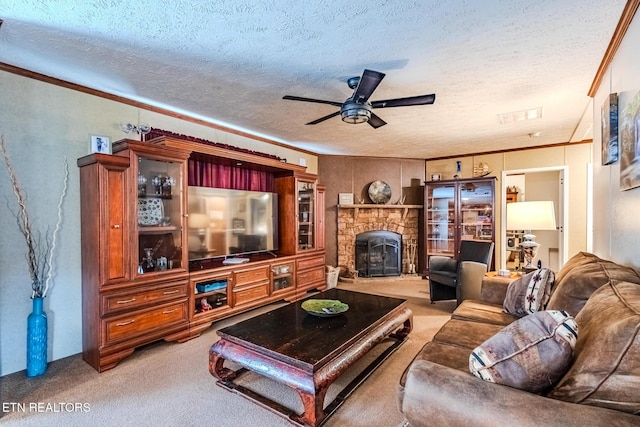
xmin=216 ymin=288 xmax=407 ymax=371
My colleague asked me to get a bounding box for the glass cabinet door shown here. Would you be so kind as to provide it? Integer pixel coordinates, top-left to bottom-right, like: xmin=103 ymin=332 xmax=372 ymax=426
xmin=459 ymin=181 xmax=494 ymax=242
xmin=426 ymin=184 xmax=455 ymax=258
xmin=272 ymin=261 xmax=295 ymax=293
xmin=135 ymin=155 xmax=185 ymax=276
xmin=297 ymin=179 xmax=315 ymax=251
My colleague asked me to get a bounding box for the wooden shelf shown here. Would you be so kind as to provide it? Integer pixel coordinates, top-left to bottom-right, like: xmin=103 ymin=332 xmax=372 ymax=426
xmin=338 ymin=204 xmax=423 ymax=220
xmin=338 ymin=204 xmax=423 ymax=208
xmin=139 ymin=225 xmax=179 ymax=233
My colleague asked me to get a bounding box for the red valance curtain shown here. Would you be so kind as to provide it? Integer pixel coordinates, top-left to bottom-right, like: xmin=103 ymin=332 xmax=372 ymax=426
xmin=188 ymin=156 xmax=275 ymax=192
xmin=145 ymin=129 xmax=279 ymax=191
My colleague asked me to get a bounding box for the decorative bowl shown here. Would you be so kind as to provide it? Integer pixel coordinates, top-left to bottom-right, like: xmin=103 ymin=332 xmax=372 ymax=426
xmin=301 ymin=299 xmax=349 ymax=317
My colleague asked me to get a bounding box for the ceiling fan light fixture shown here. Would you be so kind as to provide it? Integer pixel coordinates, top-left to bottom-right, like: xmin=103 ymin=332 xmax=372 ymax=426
xmin=283 ymin=69 xmax=435 ymax=128
xmin=341 ymin=101 xmax=371 ymax=124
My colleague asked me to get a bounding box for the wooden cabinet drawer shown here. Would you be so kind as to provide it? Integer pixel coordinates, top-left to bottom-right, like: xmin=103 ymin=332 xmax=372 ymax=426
xmin=234 ymin=266 xmax=270 ymax=286
xmin=104 ymin=300 xmax=188 ymax=345
xmin=297 ymin=266 xmax=325 ymax=284
xmin=102 ymin=281 xmax=188 ymax=315
xmin=297 ymin=254 xmax=325 ymax=271
xmin=233 ymin=282 xmax=269 ymax=306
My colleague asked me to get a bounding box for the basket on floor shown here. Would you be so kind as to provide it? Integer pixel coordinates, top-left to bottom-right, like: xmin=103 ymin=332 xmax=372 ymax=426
xmin=326 ymin=266 xmax=339 ymax=289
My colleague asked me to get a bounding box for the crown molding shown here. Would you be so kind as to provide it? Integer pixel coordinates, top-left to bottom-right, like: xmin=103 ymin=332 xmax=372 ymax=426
xmin=588 ymin=0 xmax=640 ymax=97
xmin=0 ymin=62 xmax=319 ymax=156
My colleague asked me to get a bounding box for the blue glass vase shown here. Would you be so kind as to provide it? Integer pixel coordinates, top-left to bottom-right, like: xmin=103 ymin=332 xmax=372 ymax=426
xmin=26 ymin=297 xmax=48 ymax=377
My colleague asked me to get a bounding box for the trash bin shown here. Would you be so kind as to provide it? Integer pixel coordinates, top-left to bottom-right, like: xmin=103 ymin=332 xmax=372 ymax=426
xmin=326 ymin=266 xmax=339 ymax=289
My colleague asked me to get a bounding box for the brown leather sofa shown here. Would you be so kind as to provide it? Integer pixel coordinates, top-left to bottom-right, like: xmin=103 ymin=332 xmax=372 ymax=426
xmin=398 ymin=252 xmax=640 ymax=426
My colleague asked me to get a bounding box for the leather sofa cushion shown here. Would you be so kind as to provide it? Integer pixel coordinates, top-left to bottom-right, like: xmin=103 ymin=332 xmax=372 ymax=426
xmin=480 ymin=276 xmax=511 ymax=305
xmin=432 ymin=318 xmax=503 ymax=349
xmin=399 ymin=339 xmax=478 ymax=395
xmin=470 ymin=310 xmax=578 ymax=394
xmin=452 ymin=300 xmax=518 ymax=326
xmin=503 ymin=268 xmax=555 ymax=317
xmin=410 ymin=341 xmax=472 ymax=374
xmin=548 ymin=280 xmax=640 ymax=414
xmin=397 ymin=341 xmax=475 ymax=413
xmin=547 ymin=252 xmax=640 ymax=317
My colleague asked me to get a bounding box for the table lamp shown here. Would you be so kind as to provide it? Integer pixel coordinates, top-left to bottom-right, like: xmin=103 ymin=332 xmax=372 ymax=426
xmin=506 ymin=201 xmax=556 ymax=269
xmin=189 ymin=213 xmax=210 ymax=252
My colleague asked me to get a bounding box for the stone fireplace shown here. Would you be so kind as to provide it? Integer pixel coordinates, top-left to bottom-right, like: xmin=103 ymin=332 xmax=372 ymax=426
xmin=337 ymin=206 xmax=421 ymax=276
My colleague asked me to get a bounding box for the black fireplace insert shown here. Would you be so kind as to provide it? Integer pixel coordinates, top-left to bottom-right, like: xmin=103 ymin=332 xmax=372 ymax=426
xmin=355 ymin=230 xmax=402 ymax=277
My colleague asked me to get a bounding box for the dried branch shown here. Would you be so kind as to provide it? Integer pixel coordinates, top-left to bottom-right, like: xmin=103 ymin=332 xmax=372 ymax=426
xmin=43 ymin=157 xmax=69 ymax=297
xmin=0 ymin=135 xmax=69 ymax=298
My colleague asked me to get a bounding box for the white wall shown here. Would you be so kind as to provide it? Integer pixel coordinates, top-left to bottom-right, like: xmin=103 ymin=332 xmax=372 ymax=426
xmin=592 ymin=11 xmax=640 ymax=269
xmin=0 ymin=71 xmax=317 ymax=376
xmin=524 ymin=171 xmax=561 ymax=270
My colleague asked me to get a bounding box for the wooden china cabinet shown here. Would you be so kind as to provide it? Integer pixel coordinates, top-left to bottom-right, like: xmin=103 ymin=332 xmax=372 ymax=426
xmin=275 ymin=172 xmax=326 ymax=293
xmin=79 ymin=136 xmax=326 ymax=372
xmin=78 ymin=140 xmax=192 ymax=372
xmin=423 ymin=176 xmax=496 ymax=275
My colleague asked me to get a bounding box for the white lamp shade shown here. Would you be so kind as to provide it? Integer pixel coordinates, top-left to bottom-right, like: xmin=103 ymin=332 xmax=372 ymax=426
xmin=506 ymin=201 xmax=556 ymax=231
xmin=188 ymin=213 xmax=210 ymax=229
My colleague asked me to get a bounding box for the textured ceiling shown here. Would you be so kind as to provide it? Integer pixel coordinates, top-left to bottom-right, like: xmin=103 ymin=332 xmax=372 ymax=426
xmin=0 ymin=1 xmax=627 ymax=158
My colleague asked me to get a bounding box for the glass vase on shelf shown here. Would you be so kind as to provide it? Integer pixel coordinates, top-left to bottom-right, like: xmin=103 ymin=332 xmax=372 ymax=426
xmin=151 ymin=176 xmax=163 ymax=195
xmin=137 ymin=173 xmax=147 ymax=196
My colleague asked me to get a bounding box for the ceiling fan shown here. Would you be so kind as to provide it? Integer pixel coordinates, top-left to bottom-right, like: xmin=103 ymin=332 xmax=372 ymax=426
xmin=283 ymin=69 xmax=436 ymax=129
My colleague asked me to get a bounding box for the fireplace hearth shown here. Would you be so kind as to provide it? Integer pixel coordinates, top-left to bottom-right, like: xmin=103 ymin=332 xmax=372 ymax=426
xmin=355 ymin=230 xmax=402 ymax=277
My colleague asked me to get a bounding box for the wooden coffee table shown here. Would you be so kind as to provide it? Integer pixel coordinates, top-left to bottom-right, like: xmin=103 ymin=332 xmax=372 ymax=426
xmin=209 ymin=288 xmax=412 ymax=426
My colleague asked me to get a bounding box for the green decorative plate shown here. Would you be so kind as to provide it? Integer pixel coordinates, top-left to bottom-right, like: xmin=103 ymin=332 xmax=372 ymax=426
xmin=301 ymin=299 xmax=349 ymax=317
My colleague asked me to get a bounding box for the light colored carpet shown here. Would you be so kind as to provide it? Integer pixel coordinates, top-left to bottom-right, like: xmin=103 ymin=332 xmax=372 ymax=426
xmin=1 ymin=278 xmax=455 ymax=426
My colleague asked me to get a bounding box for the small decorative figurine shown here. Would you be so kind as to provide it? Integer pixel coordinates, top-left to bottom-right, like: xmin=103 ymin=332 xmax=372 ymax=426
xmin=201 ymin=297 xmax=212 ymax=312
xmin=454 ymin=160 xmax=462 ymax=178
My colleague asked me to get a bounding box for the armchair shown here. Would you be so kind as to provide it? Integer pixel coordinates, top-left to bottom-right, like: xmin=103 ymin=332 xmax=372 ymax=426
xmin=428 ymin=240 xmax=494 ymax=305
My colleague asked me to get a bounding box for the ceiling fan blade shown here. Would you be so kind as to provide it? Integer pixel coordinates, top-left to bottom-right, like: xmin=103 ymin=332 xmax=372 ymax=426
xmin=352 ymin=69 xmax=385 ymax=103
xmin=283 ymin=95 xmax=343 ymax=107
xmin=306 ymin=110 xmax=341 ymax=125
xmin=371 ymin=93 xmax=436 ymax=108
xmin=368 ymin=112 xmax=387 ymax=129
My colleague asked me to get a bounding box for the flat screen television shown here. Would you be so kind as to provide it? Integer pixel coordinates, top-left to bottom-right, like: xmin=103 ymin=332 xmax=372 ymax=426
xmin=187 ymin=186 xmax=278 ymax=261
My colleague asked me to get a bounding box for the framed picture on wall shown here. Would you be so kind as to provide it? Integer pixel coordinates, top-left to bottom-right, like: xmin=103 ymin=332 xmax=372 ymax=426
xmin=338 ymin=193 xmax=354 ymax=205
xmin=90 ymin=135 xmax=111 ymax=154
xmin=620 ymin=89 xmax=640 ymax=191
xmin=601 ymin=93 xmax=618 ymax=165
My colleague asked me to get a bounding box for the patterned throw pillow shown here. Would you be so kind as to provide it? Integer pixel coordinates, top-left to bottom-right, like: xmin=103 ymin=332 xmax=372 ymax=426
xmin=503 ymin=268 xmax=555 ymax=317
xmin=469 ymin=310 xmax=578 ymax=394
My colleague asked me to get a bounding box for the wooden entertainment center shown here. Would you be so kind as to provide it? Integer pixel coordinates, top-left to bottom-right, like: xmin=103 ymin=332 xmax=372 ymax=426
xmin=78 ymin=136 xmax=326 ymax=372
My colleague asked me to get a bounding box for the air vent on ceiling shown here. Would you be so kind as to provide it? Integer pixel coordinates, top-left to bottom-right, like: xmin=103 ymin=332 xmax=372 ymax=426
xmin=497 ymin=107 xmax=543 ymax=124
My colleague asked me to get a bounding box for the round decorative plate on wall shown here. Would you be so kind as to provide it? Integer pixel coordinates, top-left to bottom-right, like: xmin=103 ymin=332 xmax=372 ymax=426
xmin=368 ymin=180 xmax=392 ymax=204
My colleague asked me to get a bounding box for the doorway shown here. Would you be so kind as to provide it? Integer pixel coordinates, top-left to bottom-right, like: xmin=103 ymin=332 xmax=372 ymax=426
xmin=500 ymin=167 xmax=568 ymax=272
